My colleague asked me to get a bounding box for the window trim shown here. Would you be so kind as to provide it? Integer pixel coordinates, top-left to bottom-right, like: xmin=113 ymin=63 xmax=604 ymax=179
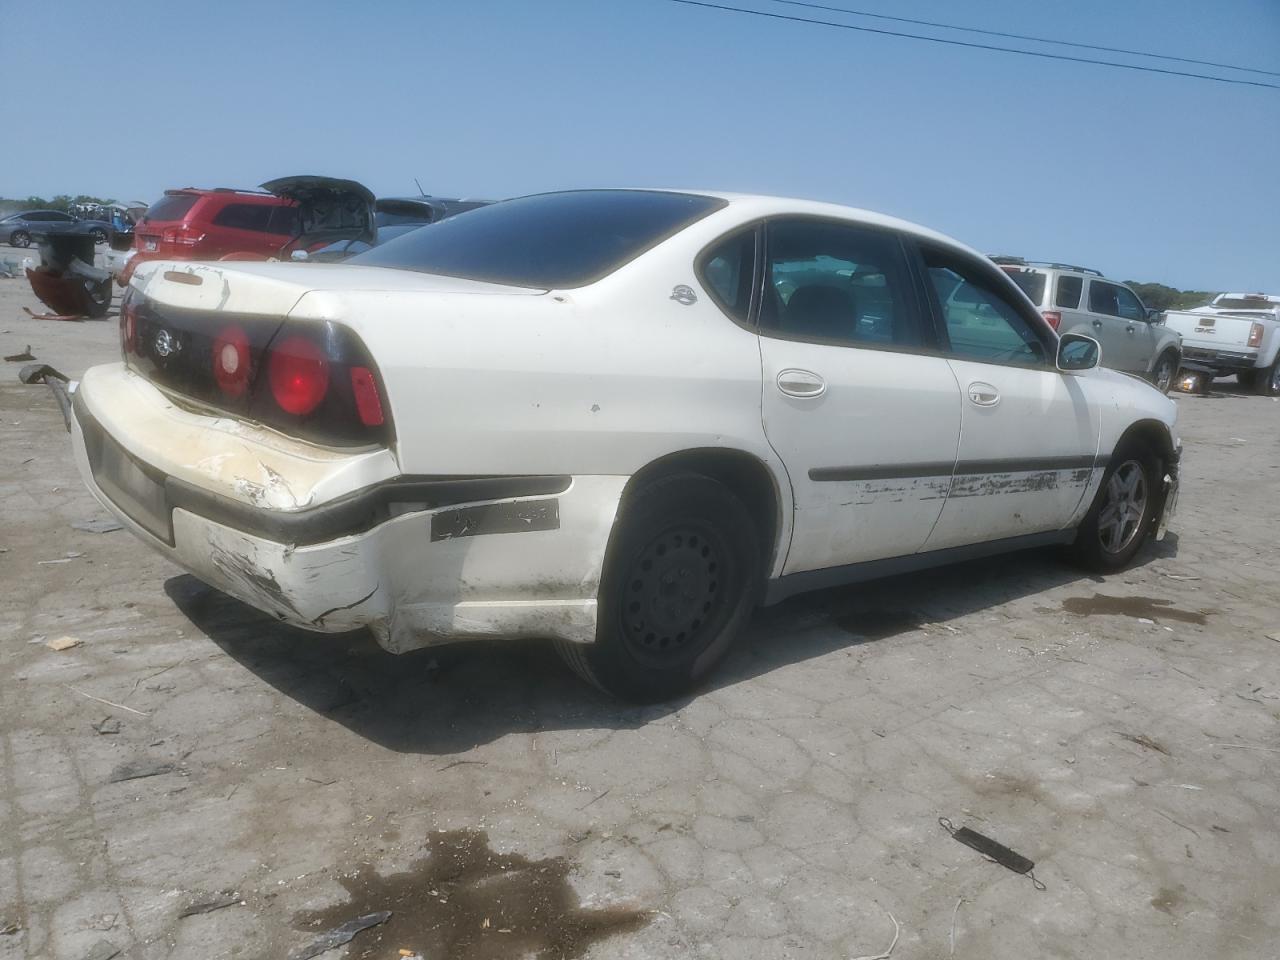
xmin=751 ymin=214 xmax=940 ymax=357
xmin=694 ymin=222 xmax=762 ymax=330
xmin=910 ymin=239 xmax=1060 ymax=371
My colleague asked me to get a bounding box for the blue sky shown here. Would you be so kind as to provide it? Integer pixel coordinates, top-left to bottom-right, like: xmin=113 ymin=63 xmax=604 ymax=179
xmin=3 ymin=0 xmax=1277 ymax=291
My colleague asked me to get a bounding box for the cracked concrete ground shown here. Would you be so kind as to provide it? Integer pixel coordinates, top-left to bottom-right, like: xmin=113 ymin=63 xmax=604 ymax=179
xmin=1 ymin=274 xmax=1278 ymax=959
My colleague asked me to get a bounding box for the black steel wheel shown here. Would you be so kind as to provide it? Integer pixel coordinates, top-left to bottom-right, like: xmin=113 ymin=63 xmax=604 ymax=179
xmin=556 ymin=472 xmax=760 ymax=702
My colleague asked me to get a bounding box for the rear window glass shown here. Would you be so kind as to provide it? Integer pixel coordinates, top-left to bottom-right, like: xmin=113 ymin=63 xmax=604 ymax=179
xmin=351 ymin=190 xmax=726 ymax=288
xmin=1215 ymin=298 xmax=1276 ymax=311
xmin=1004 ymin=269 xmax=1046 ymax=305
xmin=143 ymin=195 xmax=199 ymax=223
xmin=213 ymin=203 xmax=274 ymax=232
xmin=1055 ymin=274 xmax=1083 ymax=308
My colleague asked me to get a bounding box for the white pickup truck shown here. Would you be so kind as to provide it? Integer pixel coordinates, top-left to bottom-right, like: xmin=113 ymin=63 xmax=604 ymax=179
xmin=1164 ymin=293 xmax=1280 ymax=395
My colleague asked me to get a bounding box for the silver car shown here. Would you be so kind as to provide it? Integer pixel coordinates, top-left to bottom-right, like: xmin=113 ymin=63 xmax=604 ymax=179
xmin=1 ymin=209 xmax=114 ymax=248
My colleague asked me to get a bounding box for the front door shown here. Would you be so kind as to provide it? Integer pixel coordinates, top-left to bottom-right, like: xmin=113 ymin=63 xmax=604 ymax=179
xmin=919 ymin=246 xmax=1101 ymax=551
xmin=756 ymin=218 xmax=963 ymax=575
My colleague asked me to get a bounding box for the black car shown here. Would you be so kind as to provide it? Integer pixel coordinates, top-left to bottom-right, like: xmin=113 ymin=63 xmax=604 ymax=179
xmin=1 ymin=210 xmax=115 ymax=247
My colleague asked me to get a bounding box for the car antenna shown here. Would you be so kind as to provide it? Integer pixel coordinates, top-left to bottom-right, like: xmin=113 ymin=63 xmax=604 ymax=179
xmin=413 ymin=177 xmax=426 ymax=197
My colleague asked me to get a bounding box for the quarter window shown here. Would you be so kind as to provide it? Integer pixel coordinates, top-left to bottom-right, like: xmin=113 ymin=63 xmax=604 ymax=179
xmin=760 ymin=219 xmax=920 ymax=347
xmin=924 ymin=249 xmax=1047 ymax=365
xmin=1055 ymin=275 xmax=1083 ymax=309
xmin=213 ymin=203 xmax=274 ymax=232
xmin=699 ymin=230 xmax=755 ymax=324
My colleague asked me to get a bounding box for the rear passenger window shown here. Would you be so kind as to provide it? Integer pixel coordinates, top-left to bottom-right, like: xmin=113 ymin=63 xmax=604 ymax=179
xmin=213 ymin=204 xmax=273 ymax=232
xmin=699 ymin=229 xmax=756 ymax=324
xmin=760 ymin=219 xmax=920 ymax=347
xmin=924 ymin=248 xmax=1048 ymax=366
xmin=1055 ymin=275 xmax=1082 ymax=308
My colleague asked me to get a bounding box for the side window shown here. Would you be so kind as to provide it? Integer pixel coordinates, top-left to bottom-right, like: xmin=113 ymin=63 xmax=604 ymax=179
xmin=1114 ymin=285 xmax=1144 ymax=321
xmin=1055 ymin=275 xmax=1083 ymax=309
xmin=52 ymin=212 xmax=75 ymax=221
xmin=698 ymin=229 xmax=756 ymax=324
xmin=1088 ymin=280 xmax=1120 ymax=316
xmin=212 ymin=203 xmax=273 ymax=232
xmin=923 ymin=248 xmax=1047 ymax=366
xmin=761 ymin=219 xmax=920 ymax=347
xmin=26 ymin=212 xmax=50 ymax=222
xmin=267 ymin=206 xmax=300 ymax=236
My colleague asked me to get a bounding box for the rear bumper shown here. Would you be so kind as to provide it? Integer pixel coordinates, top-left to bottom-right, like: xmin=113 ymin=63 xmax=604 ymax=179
xmin=1180 ymin=347 xmax=1259 ymax=373
xmin=70 ymin=374 xmax=625 ymax=653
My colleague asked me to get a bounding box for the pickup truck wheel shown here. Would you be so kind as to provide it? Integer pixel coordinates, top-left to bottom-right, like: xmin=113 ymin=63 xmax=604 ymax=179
xmin=9 ymin=230 xmax=30 ymax=248
xmin=1237 ymin=370 xmax=1258 ymax=391
xmin=1256 ymin=360 xmax=1280 ymax=397
xmin=556 ymin=473 xmax=760 ymax=702
xmin=1070 ymin=442 xmax=1159 ymax=573
xmin=1152 ymin=352 xmax=1178 ymax=394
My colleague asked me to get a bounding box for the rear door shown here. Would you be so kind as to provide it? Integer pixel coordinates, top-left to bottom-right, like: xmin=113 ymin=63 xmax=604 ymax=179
xmin=755 ymin=218 xmax=963 ymax=574
xmin=208 ymin=202 xmax=285 ymax=256
xmin=917 ymin=244 xmax=1100 ymax=550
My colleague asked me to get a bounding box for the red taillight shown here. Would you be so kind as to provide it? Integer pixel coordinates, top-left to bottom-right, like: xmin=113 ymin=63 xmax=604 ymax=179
xmin=161 ymin=225 xmax=204 ymax=247
xmin=1248 ymin=322 xmax=1264 ymax=348
xmin=120 ymin=298 xmax=138 ymax=354
xmin=212 ymin=325 xmax=251 ymax=398
xmin=350 ymin=366 xmax=385 ymax=426
xmin=1042 ymin=310 xmax=1062 ymax=330
xmin=268 ymin=334 xmax=330 ymax=415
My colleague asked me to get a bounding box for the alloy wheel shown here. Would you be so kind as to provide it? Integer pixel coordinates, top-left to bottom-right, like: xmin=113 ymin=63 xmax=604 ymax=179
xmin=1097 ymin=460 xmax=1148 ymax=555
xmin=1155 ymin=357 xmax=1175 ymax=393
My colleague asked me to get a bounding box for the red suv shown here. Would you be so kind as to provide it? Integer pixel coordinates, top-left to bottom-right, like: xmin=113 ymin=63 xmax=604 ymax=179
xmin=122 ymin=188 xmax=298 ymax=284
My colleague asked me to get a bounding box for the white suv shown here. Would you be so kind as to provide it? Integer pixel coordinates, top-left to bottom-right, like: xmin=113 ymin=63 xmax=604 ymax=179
xmin=994 ymin=259 xmax=1182 ymax=392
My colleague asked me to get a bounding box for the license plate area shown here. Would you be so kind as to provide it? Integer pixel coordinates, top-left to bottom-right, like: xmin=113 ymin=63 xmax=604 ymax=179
xmin=82 ymin=412 xmax=172 ymax=543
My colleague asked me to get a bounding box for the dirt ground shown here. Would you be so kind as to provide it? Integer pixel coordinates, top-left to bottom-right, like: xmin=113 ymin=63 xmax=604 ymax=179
xmin=1 ymin=273 xmax=1278 ymax=960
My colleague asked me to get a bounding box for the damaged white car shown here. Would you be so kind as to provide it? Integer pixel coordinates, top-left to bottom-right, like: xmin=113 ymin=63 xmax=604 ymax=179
xmin=72 ymin=190 xmax=1180 ymax=701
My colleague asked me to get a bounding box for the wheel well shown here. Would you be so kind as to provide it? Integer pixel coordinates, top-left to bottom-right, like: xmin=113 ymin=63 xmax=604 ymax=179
xmin=623 ymin=449 xmax=782 ymax=573
xmin=1115 ymin=419 xmax=1175 ymax=472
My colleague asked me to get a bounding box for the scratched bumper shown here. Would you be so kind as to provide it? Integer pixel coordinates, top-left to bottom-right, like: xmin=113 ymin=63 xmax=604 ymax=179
xmin=70 ymin=364 xmax=626 ymax=652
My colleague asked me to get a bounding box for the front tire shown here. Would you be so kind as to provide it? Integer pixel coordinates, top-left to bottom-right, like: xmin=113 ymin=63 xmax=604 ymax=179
xmin=556 ymin=473 xmax=760 ymax=702
xmin=1151 ymin=351 xmax=1178 ymax=394
xmin=1070 ymin=441 xmax=1160 ymax=572
xmin=10 ymin=230 xmax=30 ymax=248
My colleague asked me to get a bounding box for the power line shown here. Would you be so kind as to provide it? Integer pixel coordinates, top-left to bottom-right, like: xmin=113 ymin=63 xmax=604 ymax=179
xmin=663 ymin=0 xmax=1280 ymax=91
xmin=767 ymin=0 xmax=1280 ymax=78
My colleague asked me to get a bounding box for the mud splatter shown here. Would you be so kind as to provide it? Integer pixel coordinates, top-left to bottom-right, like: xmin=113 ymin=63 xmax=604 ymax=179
xmin=1060 ymin=594 xmax=1209 ymax=626
xmin=291 ymin=829 xmax=650 ymax=960
xmin=831 ymin=608 xmax=922 ymax=639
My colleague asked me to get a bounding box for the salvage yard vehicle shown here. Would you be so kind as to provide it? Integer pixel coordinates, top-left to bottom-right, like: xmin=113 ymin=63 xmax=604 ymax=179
xmin=1163 ymin=293 xmax=1280 ymax=395
xmin=2 ymin=209 xmax=114 ymax=247
xmin=992 ymin=258 xmax=1182 ymax=393
xmin=71 ymin=190 xmax=1180 ymax=701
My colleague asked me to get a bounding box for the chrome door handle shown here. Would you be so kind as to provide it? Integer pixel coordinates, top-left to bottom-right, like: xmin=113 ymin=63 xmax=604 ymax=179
xmin=776 ymin=368 xmax=826 ymax=398
xmin=967 ymin=381 xmax=1001 ymax=407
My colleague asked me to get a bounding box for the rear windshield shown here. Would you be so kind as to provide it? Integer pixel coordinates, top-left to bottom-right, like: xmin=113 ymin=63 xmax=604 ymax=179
xmin=1004 ymin=269 xmax=1046 ymax=305
xmin=143 ymin=194 xmax=199 ymax=223
xmin=351 ymin=190 xmax=726 ymax=288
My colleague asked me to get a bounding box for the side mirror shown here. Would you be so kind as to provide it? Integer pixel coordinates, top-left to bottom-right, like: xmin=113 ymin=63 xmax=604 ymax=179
xmin=1057 ymin=333 xmax=1100 ymax=373
xmin=1146 ymin=307 xmax=1163 ymax=323
xmin=290 ymin=249 xmax=309 ymax=262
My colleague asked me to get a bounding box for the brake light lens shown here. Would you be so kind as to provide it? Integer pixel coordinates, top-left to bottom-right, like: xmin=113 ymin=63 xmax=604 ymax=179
xmin=350 ymin=366 xmax=385 ymax=426
xmin=161 ymin=225 xmax=204 ymax=247
xmin=268 ymin=334 xmax=330 ymax=415
xmin=1042 ymin=310 xmax=1062 ymax=330
xmin=1248 ymin=322 xmax=1264 ymax=348
xmin=212 ymin=325 xmax=251 ymax=397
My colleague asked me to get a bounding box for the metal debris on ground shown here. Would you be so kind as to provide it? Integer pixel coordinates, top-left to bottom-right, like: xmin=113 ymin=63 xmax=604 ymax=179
xmin=108 ymin=760 xmax=175 ymax=784
xmin=0 ymin=920 xmax=19 ymax=935
xmin=47 ymin=635 xmax=83 ymax=651
xmin=73 ymin=518 xmax=124 ymax=534
xmin=21 ymin=306 xmax=85 ymax=322
xmin=80 ymin=940 xmax=120 ymax=960
xmin=179 ymin=892 xmax=243 ymax=918
xmin=91 ymin=717 xmax=122 ymax=735
xmin=939 ymin=817 xmax=1046 ymax=890
xmin=288 ymin=910 xmax=392 ymax=960
xmin=3 ymin=345 xmax=35 ymax=361
xmin=17 ymin=361 xmax=69 ymax=384
xmin=849 ymin=911 xmax=900 ymax=960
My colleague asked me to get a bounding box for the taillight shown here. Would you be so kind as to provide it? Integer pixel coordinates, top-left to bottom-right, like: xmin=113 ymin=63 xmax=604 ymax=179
xmin=268 ymin=334 xmax=330 ymax=416
xmin=161 ymin=225 xmax=204 ymax=247
xmin=1042 ymin=310 xmax=1062 ymax=330
xmin=350 ymin=366 xmax=385 ymax=426
xmin=212 ymin=325 xmax=251 ymax=397
xmin=120 ymin=294 xmax=138 ymax=355
xmin=1248 ymin=322 xmax=1264 ymax=348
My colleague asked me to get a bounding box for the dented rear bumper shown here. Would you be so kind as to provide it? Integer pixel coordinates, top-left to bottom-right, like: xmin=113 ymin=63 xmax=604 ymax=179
xmin=70 ymin=365 xmax=625 ymax=653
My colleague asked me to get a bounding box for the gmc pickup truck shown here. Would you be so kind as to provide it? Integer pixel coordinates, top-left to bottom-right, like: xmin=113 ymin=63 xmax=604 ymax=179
xmin=1164 ymin=293 xmax=1280 ymax=395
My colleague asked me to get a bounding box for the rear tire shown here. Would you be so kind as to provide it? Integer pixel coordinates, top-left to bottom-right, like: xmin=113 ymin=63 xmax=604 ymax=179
xmin=1069 ymin=440 xmax=1160 ymax=573
xmin=556 ymin=472 xmax=760 ymax=702
xmin=1254 ymin=360 xmax=1280 ymax=397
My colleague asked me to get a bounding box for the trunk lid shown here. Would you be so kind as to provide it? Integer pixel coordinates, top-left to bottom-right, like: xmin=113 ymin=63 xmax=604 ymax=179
xmin=260 ymin=176 xmax=376 ymax=250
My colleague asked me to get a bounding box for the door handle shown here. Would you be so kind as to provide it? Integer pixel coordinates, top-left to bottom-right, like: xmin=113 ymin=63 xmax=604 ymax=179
xmin=776 ymin=368 xmax=826 ymax=399
xmin=1126 ymin=325 xmax=1136 ymax=334
xmin=1091 ymin=319 xmax=1103 ymax=328
xmin=967 ymin=381 xmax=1001 ymax=407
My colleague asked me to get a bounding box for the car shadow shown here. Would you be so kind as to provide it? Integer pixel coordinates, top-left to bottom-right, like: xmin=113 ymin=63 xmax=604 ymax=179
xmin=165 ymin=536 xmax=1179 ymax=755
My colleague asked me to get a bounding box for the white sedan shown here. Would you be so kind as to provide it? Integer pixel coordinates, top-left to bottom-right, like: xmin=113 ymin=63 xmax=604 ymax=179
xmin=71 ymin=190 xmax=1180 ymax=701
